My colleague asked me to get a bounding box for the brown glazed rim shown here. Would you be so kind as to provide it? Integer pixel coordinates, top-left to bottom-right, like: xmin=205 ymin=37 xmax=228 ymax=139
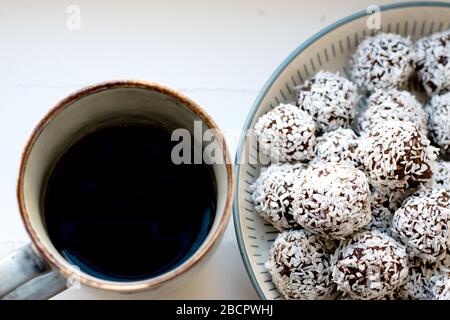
xmin=17 ymin=80 xmax=234 ymax=292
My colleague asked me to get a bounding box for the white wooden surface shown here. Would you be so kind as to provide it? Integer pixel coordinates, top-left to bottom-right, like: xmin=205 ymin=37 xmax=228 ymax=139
xmin=0 ymin=0 xmax=427 ymax=299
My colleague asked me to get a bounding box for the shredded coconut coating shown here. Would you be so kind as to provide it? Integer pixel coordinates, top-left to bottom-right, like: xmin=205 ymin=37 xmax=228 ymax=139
xmin=312 ymin=128 xmax=360 ymax=167
xmin=331 ymin=230 xmax=409 ymax=299
xmin=358 ymin=89 xmax=427 ymax=135
xmin=426 ymin=92 xmax=450 ymax=156
xmin=251 ymin=163 xmax=305 ymax=230
xmin=440 ymin=248 xmax=450 ymax=269
xmin=265 ymin=229 xmax=337 ymax=300
xmin=392 ymin=188 xmax=450 ymax=262
xmin=292 ymin=162 xmax=372 ymax=240
xmin=358 ymin=120 xmax=438 ymax=193
xmin=429 ymin=160 xmax=450 ymax=191
xmin=413 ymin=29 xmax=450 ymax=96
xmin=365 ymin=204 xmax=394 ymax=235
xmin=254 ymin=104 xmax=316 ymax=163
xmin=372 ymin=187 xmax=406 ymax=211
xmin=431 ymin=272 xmax=450 ymax=300
xmin=361 ymin=189 xmax=397 ymax=234
xmin=350 ymin=33 xmax=414 ymax=92
xmin=397 ymin=258 xmax=442 ymax=300
xmin=296 ymin=71 xmax=359 ymax=133
xmin=338 ymin=293 xmax=398 ymax=300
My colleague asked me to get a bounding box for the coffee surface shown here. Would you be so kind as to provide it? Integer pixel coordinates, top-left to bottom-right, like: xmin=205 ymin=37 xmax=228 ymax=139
xmin=44 ymin=124 xmax=216 ymax=281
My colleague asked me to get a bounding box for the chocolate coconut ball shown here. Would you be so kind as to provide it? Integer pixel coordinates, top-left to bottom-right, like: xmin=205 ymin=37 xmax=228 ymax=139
xmin=358 ymin=89 xmax=427 ymax=135
xmin=431 ymin=272 xmax=450 ymax=300
xmin=292 ymin=162 xmax=371 ymax=240
xmin=331 ymin=230 xmax=409 ymax=300
xmin=265 ymin=229 xmax=337 ymax=300
xmin=312 ymin=128 xmax=359 ymax=166
xmin=426 ymin=92 xmax=450 ymax=156
xmin=358 ymin=120 xmax=438 ymax=193
xmin=430 ymin=160 xmax=450 ymax=191
xmin=251 ymin=163 xmax=305 ymax=230
xmin=254 ymin=104 xmax=316 ymax=163
xmin=296 ymin=71 xmax=359 ymax=133
xmin=413 ymin=29 xmax=450 ymax=96
xmin=350 ymin=33 xmax=414 ymax=92
xmin=392 ymin=188 xmax=450 ymax=261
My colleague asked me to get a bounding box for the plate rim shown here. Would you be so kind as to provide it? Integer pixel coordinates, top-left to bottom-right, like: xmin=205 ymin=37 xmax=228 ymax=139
xmin=232 ymin=1 xmax=450 ymax=300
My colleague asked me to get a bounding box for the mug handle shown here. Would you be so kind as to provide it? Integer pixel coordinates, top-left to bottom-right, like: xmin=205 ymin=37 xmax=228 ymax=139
xmin=0 ymin=244 xmax=67 ymax=300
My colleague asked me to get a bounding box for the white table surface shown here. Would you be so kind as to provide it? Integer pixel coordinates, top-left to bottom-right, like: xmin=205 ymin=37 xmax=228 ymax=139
xmin=0 ymin=0 xmax=430 ymax=300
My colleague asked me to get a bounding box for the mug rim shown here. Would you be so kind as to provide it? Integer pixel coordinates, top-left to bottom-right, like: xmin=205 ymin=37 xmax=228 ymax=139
xmin=17 ymin=80 xmax=234 ymax=292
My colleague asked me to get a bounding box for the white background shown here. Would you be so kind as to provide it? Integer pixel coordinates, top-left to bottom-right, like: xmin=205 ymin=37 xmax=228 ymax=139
xmin=0 ymin=0 xmax=431 ymax=299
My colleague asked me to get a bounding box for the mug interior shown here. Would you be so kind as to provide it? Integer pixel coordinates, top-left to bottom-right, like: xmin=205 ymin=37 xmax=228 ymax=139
xmin=18 ymin=81 xmax=232 ymax=291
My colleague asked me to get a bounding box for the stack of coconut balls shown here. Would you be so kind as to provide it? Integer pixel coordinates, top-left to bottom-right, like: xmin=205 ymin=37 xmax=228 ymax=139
xmin=251 ymin=31 xmax=450 ymax=300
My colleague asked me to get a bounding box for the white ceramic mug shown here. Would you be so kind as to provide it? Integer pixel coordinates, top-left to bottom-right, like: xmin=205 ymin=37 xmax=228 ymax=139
xmin=0 ymin=80 xmax=234 ymax=300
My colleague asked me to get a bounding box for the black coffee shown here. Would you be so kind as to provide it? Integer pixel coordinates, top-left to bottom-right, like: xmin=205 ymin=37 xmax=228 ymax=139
xmin=43 ymin=124 xmax=216 ymax=281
